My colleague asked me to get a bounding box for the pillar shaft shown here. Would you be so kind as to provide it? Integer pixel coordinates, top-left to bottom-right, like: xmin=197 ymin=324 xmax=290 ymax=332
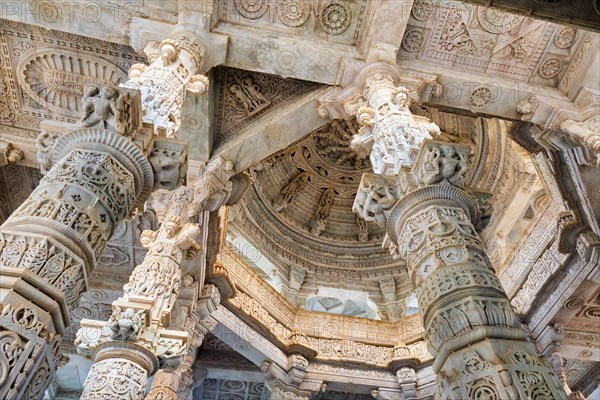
xmin=0 ymin=87 xmax=156 ymax=400
xmin=79 ymin=159 xmax=233 ymax=399
xmin=350 ymin=69 xmax=567 ymax=399
xmin=0 ymin=29 xmax=198 ymax=398
xmin=387 ymin=141 xmax=567 ymax=399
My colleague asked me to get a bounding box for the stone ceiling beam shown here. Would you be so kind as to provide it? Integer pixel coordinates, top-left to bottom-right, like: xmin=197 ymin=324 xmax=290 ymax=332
xmin=211 ymin=88 xmax=329 ymax=173
xmin=211 ymin=305 xmax=289 ymax=369
xmin=455 ymin=0 xmax=600 ymax=33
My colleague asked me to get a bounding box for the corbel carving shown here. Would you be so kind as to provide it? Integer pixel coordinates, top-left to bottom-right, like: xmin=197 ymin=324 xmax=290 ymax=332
xmin=353 ymin=173 xmax=398 ymax=227
xmin=0 ymin=140 xmax=23 ymax=166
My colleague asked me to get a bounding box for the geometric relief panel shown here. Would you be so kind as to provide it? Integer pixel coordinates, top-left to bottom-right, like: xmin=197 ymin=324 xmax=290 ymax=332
xmin=213 ymin=67 xmax=318 ymax=147
xmin=400 ymin=1 xmax=583 ymax=86
xmin=193 ymin=379 xmax=268 ymax=400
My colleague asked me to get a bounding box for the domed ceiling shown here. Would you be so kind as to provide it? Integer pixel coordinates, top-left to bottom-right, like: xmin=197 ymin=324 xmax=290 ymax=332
xmin=229 ymin=118 xmax=412 ymax=321
xmin=228 ymin=107 xmax=547 ymax=323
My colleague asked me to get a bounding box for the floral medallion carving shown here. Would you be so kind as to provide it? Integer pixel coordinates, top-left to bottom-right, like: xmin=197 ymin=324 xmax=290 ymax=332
xmin=538 ymin=57 xmax=563 ymax=78
xmin=412 ymin=0 xmax=435 ymax=21
xmin=20 ymin=50 xmax=127 ymax=117
xmin=477 ymin=7 xmax=524 ymax=34
xmin=234 ymin=0 xmax=269 ymax=19
xmin=319 ymin=2 xmax=353 ymax=34
xmin=402 ymin=29 xmax=425 ymax=52
xmin=277 ymin=0 xmax=311 ymax=27
xmin=554 ymin=26 xmax=576 ymax=48
xmin=469 ymin=87 xmax=493 ymax=108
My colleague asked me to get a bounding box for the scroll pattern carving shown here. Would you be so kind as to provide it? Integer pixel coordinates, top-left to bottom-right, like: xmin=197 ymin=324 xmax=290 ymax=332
xmin=80 ymin=358 xmax=148 ymax=400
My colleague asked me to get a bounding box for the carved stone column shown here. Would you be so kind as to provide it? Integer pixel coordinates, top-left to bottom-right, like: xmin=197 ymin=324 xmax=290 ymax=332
xmin=262 ymin=354 xmax=312 ymax=400
xmin=143 ymin=285 xmax=221 ymax=400
xmin=382 ymin=140 xmax=567 ymax=399
xmin=77 ymin=158 xmax=233 ymax=400
xmin=0 ymin=86 xmax=170 ymax=400
xmin=76 ymin=211 xmax=200 ymax=399
xmin=0 ymin=24 xmax=207 ymax=398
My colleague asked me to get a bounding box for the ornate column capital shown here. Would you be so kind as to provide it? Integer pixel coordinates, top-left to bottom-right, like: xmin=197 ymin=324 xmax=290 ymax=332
xmin=523 ymin=96 xmax=600 ymax=166
xmin=124 ymin=29 xmax=210 ymax=139
xmin=396 ymin=367 xmax=417 ymax=400
xmin=317 ymin=62 xmax=440 ymax=121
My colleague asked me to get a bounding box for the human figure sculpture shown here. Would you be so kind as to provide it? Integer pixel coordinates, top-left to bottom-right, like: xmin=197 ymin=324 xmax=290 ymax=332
xmin=81 ymin=84 xmax=127 ymax=134
xmin=110 ymin=307 xmax=145 ymax=340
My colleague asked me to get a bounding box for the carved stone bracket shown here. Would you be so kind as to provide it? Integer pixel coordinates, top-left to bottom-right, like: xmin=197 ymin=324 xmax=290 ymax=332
xmin=353 ymin=173 xmax=398 ymax=227
xmin=123 ymin=31 xmax=208 ymax=138
xmin=0 ymin=141 xmax=24 ymax=166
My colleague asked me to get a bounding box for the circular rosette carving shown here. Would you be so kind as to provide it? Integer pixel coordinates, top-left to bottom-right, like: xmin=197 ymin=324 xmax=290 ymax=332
xmin=539 ymin=57 xmax=563 ymax=78
xmin=222 ymin=380 xmax=247 ymax=391
xmin=234 ymin=0 xmax=269 ymax=19
xmin=277 ymin=0 xmax=311 ymax=27
xmin=19 ymin=50 xmax=127 ymax=117
xmin=402 ymin=29 xmax=425 ymax=52
xmin=412 ymin=0 xmax=435 ymax=21
xmin=477 ymin=8 xmax=524 ymax=33
xmin=469 ymin=87 xmax=493 ymax=108
xmin=555 ymin=26 xmax=576 ymax=48
xmin=439 ymin=245 xmax=469 ymax=264
xmin=319 ymin=2 xmax=352 ymax=34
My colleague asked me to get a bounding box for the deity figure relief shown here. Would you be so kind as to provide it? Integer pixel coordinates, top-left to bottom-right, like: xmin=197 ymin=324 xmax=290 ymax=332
xmin=423 ymin=144 xmax=469 ymax=187
xmin=354 ymin=180 xmax=398 ymax=227
xmin=310 ymin=188 xmax=335 ymax=235
xmin=81 ymin=84 xmax=128 ymax=134
xmin=273 ymin=171 xmax=310 ymax=211
xmin=110 ymin=307 xmax=145 ymax=340
xmin=229 ymin=77 xmax=270 ymax=115
xmin=149 ymin=147 xmax=186 ymax=191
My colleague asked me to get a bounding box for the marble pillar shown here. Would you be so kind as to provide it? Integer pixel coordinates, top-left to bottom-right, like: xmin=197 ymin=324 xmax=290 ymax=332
xmin=77 ymin=158 xmax=233 ymax=400
xmin=0 ymin=25 xmax=203 ymax=399
xmin=388 ymin=141 xmax=566 ymax=399
xmin=0 ymin=87 xmax=158 ymax=400
xmin=351 ymin=71 xmax=568 ymax=399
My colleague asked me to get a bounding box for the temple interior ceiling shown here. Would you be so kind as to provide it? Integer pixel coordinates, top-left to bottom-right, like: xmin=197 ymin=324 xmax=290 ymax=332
xmin=0 ymin=0 xmax=599 ymax=398
xmin=399 ymin=1 xmax=587 ymax=86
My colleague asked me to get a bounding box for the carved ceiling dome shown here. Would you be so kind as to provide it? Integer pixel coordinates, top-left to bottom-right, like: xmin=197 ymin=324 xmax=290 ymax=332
xmin=234 ymin=119 xmax=390 ymax=263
